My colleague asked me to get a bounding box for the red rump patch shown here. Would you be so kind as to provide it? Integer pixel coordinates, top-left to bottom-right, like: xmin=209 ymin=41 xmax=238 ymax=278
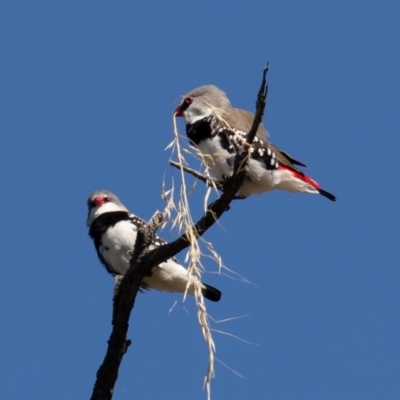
xmin=93 ymin=196 xmax=105 ymax=206
xmin=278 ymin=165 xmax=321 ymax=190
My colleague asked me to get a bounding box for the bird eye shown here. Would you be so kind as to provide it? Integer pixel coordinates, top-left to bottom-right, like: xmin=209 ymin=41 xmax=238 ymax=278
xmin=104 ymin=197 xmax=111 ymax=202
xmin=184 ymin=97 xmax=193 ymax=104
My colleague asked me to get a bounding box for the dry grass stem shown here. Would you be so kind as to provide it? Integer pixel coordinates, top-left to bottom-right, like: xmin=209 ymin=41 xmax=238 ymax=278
xmin=170 ymin=116 xmax=220 ymax=400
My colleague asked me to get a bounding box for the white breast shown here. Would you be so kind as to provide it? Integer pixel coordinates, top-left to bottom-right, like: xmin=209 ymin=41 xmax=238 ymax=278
xmin=197 ymin=137 xmax=232 ymax=180
xmin=100 ymin=220 xmax=195 ymax=295
xmin=100 ymin=220 xmax=138 ymax=275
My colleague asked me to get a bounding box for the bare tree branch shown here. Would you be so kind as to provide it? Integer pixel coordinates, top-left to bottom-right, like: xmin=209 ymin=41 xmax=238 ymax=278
xmin=90 ymin=65 xmax=269 ymax=400
xmin=246 ymin=63 xmax=269 ymax=146
xmin=169 ymin=160 xmax=224 ymax=191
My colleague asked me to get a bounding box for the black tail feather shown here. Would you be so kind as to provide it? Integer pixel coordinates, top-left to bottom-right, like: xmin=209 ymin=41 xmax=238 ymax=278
xmin=201 ymin=283 xmax=222 ymax=302
xmin=319 ymin=188 xmax=337 ymax=202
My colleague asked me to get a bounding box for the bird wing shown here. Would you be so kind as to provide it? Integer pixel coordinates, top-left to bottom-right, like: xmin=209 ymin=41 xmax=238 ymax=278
xmin=226 ymin=108 xmax=307 ymax=173
xmin=128 ymin=214 xmax=179 ymax=264
xmin=268 ymin=143 xmax=307 ymax=168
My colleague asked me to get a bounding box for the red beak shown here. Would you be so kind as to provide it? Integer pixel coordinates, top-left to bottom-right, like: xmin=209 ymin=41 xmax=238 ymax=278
xmin=93 ymin=196 xmax=105 ymax=206
xmin=174 ymin=105 xmax=183 ymax=117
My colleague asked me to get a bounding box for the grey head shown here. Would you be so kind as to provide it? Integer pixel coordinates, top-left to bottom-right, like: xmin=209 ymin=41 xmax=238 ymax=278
xmin=175 ymin=85 xmax=232 ymax=124
xmin=86 ymin=190 xmax=128 ymax=226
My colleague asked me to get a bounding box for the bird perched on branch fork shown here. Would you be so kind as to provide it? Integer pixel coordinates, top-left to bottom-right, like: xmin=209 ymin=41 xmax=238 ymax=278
xmin=174 ymin=85 xmax=336 ymax=201
xmin=86 ymin=190 xmax=221 ymax=302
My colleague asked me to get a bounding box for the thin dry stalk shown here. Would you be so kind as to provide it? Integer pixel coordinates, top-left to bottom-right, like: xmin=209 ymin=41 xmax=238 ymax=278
xmin=171 ymin=116 xmax=217 ymax=400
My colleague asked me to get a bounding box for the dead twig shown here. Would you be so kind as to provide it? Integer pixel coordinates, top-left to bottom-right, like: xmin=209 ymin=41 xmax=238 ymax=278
xmin=246 ymin=63 xmax=269 ymax=146
xmin=169 ymin=160 xmax=224 ymax=191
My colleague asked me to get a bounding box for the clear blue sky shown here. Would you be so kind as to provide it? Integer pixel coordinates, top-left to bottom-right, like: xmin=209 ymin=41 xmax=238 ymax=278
xmin=1 ymin=2 xmax=399 ymax=399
